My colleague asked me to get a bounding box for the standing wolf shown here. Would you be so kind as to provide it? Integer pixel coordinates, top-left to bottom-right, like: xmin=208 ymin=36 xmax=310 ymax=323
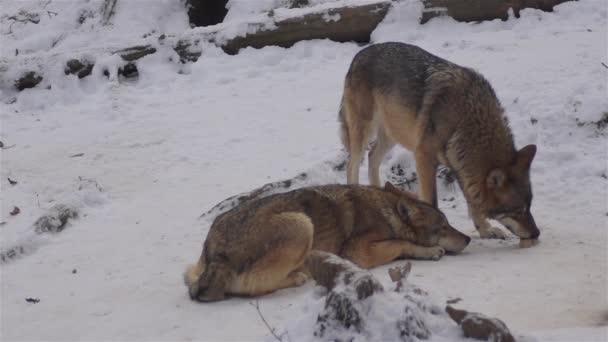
xmin=339 ymin=42 xmax=539 ymax=240
xmin=185 ymin=183 xmax=470 ymax=302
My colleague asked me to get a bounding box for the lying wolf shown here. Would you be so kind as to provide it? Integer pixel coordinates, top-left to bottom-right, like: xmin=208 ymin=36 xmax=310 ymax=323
xmin=185 ymin=182 xmax=470 ymax=302
xmin=339 ymin=42 xmax=539 ymax=241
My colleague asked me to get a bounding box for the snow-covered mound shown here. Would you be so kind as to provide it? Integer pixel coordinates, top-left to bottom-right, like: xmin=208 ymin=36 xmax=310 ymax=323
xmin=0 ymin=0 xmax=188 ymax=57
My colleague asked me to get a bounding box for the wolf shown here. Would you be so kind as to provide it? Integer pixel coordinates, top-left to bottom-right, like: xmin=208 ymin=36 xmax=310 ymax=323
xmin=339 ymin=42 xmax=539 ymax=240
xmin=184 ymin=182 xmax=470 ymax=302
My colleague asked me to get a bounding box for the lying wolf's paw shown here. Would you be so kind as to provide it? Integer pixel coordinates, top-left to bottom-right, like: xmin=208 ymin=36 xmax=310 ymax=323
xmin=291 ymin=271 xmax=309 ymax=286
xmin=429 ymin=246 xmax=445 ymax=261
xmin=479 ymin=227 xmax=508 ymax=240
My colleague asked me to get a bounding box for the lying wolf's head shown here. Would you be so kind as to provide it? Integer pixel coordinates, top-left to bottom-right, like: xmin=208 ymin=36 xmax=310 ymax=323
xmin=483 ymin=144 xmax=540 ymax=239
xmin=384 ymin=182 xmax=470 ymax=253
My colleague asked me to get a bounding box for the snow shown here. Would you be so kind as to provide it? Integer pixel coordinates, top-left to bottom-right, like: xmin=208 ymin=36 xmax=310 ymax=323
xmin=0 ymin=0 xmax=188 ymax=56
xmin=224 ymin=0 xmax=382 ymax=22
xmin=1 ymin=0 xmax=607 ymax=341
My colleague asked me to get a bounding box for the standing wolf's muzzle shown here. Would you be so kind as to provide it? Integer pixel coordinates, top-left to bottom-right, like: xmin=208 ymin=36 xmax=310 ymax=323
xmin=526 ymin=213 xmax=540 ymax=239
xmin=498 ymin=211 xmax=540 ymax=239
xmin=521 ymin=212 xmax=540 ymax=239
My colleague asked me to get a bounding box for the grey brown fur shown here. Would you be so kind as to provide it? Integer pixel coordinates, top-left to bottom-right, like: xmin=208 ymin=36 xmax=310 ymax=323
xmin=339 ymin=42 xmax=539 ymax=240
xmin=184 ymin=182 xmax=470 ymax=302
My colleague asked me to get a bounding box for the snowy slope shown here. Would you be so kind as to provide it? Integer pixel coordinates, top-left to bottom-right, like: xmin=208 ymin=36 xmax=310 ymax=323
xmin=1 ymin=0 xmax=607 ymax=341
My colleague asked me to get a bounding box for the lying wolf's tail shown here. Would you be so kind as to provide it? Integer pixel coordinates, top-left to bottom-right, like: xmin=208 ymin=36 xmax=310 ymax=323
xmin=184 ymin=253 xmax=206 ymax=289
xmin=338 ymin=97 xmax=350 ymax=153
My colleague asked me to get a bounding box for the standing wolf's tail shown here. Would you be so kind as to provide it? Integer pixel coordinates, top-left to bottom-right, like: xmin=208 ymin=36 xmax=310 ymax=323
xmin=338 ymin=97 xmax=350 ymax=152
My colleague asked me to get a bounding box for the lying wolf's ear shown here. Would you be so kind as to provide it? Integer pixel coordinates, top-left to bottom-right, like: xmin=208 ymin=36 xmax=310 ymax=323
xmin=486 ymin=169 xmax=506 ymax=189
xmin=516 ymin=144 xmax=537 ymax=171
xmin=396 ymin=199 xmax=410 ymax=221
xmin=384 ymin=181 xmax=399 ymax=193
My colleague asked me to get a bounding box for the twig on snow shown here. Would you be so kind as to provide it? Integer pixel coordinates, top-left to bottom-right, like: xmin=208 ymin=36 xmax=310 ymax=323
xmin=43 ymin=0 xmax=58 ymax=18
xmin=3 ymin=0 xmax=56 ymax=34
xmin=249 ymin=300 xmax=285 ymax=342
xmin=601 ymin=62 xmax=608 ymax=70
xmin=100 ymin=0 xmax=118 ymax=25
xmin=3 ymin=15 xmax=39 ymax=35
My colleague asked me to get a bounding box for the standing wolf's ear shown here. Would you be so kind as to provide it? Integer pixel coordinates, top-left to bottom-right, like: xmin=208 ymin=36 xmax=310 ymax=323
xmin=516 ymin=144 xmax=537 ymax=171
xmin=486 ymin=169 xmax=506 ymax=189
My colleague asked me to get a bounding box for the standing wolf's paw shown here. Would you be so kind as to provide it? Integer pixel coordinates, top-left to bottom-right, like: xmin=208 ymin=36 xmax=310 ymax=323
xmin=429 ymin=246 xmax=445 ymax=261
xmin=478 ymin=227 xmax=508 ymax=240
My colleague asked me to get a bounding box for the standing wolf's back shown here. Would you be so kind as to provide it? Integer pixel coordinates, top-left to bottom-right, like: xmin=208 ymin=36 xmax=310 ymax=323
xmin=345 ymin=43 xmax=453 ymax=109
xmin=344 ymin=42 xmax=512 ymax=151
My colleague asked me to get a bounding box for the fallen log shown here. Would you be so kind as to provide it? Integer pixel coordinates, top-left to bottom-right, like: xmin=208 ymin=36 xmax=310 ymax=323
xmin=220 ymin=0 xmax=392 ymax=55
xmin=422 ymin=0 xmax=574 ymax=23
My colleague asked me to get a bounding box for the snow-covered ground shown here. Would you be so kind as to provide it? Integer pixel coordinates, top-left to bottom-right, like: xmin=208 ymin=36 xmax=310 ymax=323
xmin=1 ymin=0 xmax=607 ymax=340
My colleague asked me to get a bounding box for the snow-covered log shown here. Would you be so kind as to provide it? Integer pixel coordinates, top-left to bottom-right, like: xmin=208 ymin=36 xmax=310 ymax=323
xmin=220 ymin=1 xmax=392 ymax=55
xmin=422 ymin=0 xmax=573 ymax=23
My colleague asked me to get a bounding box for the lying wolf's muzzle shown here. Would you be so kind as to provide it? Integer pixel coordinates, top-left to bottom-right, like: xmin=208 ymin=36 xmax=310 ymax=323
xmin=438 ymin=225 xmax=471 ymax=253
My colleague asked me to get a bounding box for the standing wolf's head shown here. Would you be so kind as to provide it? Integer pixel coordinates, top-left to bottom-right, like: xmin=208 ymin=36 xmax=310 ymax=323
xmin=384 ymin=182 xmax=470 ymax=253
xmin=483 ymin=144 xmax=540 ymax=239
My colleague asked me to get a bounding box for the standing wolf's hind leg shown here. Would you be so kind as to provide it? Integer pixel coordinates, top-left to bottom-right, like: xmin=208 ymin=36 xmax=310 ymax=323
xmin=368 ymin=127 xmax=395 ymax=187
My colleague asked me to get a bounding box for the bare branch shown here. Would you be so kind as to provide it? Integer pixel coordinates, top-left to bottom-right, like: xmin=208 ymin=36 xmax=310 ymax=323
xmin=249 ymin=300 xmax=284 ymax=342
xmin=43 ymin=0 xmax=58 ymax=18
xmin=100 ymin=0 xmax=118 ymax=25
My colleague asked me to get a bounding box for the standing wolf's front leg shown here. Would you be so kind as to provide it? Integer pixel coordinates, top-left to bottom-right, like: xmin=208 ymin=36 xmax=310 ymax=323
xmin=470 ymin=206 xmax=508 ymax=239
xmin=342 ymin=233 xmax=445 ymax=269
